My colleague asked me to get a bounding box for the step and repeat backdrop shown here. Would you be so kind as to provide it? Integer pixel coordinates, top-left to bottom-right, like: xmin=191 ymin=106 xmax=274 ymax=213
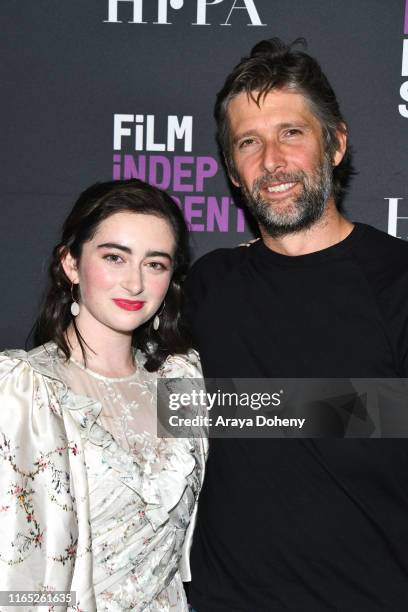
xmin=1 ymin=0 xmax=407 ymax=347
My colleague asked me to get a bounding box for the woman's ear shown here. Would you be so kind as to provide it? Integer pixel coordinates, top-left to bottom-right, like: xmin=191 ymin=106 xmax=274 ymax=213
xmin=60 ymin=248 xmax=79 ymax=284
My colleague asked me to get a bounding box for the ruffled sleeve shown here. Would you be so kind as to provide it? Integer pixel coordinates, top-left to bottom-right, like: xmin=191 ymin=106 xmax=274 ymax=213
xmin=0 ymin=353 xmax=95 ymax=610
xmin=159 ymin=350 xmax=208 ymax=582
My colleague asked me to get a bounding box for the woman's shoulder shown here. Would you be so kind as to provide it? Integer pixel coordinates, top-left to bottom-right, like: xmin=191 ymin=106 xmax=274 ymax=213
xmin=2 ymin=341 xmax=56 ymax=361
xmin=0 ymin=342 xmax=63 ymax=385
xmin=135 ymin=349 xmax=203 ymax=379
xmin=135 ymin=347 xmax=202 ymax=379
xmin=0 ymin=342 xmax=102 ymax=436
xmin=0 ymin=344 xmax=68 ymax=428
xmin=160 ymin=349 xmax=202 ymax=379
xmin=0 ymin=346 xmax=38 ymax=378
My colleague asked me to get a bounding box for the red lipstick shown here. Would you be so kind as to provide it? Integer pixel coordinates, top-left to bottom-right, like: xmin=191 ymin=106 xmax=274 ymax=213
xmin=113 ymin=299 xmax=145 ymax=311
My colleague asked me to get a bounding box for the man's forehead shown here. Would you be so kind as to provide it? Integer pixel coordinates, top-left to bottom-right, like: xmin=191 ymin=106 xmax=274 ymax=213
xmin=229 ymin=87 xmax=311 ymax=114
xmin=227 ymin=88 xmax=322 ymax=131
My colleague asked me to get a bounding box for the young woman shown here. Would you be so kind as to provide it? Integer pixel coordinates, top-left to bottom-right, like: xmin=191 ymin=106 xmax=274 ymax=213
xmin=0 ymin=179 xmax=207 ymax=611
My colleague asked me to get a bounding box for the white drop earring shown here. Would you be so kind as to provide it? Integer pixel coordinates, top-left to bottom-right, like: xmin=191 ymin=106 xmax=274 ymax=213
xmin=153 ymin=301 xmax=165 ymax=331
xmin=70 ymin=283 xmax=80 ymax=317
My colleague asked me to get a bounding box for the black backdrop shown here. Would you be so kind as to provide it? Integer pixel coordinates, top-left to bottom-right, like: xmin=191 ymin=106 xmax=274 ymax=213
xmin=1 ymin=0 xmax=407 ymax=348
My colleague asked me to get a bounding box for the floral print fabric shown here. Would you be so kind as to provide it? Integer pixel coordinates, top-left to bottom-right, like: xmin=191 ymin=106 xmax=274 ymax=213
xmin=0 ymin=343 xmax=206 ymax=611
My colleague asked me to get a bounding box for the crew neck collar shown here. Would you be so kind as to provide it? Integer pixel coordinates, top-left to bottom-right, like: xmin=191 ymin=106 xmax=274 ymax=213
xmin=69 ymin=353 xmax=140 ymax=383
xmin=251 ymin=222 xmax=365 ymax=267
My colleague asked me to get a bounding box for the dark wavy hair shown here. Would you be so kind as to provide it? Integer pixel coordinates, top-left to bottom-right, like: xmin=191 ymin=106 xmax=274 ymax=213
xmin=34 ymin=179 xmax=191 ymax=371
xmin=214 ymin=37 xmax=350 ymax=200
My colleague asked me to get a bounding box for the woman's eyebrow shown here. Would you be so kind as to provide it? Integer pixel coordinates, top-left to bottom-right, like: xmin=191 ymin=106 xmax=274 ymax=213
xmin=97 ymin=244 xmax=173 ymax=261
xmin=145 ymin=250 xmax=173 ymax=261
xmin=97 ymin=242 xmax=132 ymax=254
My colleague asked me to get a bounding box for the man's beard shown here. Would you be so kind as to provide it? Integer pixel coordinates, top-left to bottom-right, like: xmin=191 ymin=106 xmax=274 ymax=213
xmin=240 ymin=155 xmax=333 ymax=238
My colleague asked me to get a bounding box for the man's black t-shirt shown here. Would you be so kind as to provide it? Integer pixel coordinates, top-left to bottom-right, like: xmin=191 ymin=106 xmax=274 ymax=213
xmin=185 ymin=223 xmax=408 ymax=611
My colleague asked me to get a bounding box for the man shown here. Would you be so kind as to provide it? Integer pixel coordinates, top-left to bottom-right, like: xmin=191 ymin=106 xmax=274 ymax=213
xmin=185 ymin=38 xmax=408 ymax=611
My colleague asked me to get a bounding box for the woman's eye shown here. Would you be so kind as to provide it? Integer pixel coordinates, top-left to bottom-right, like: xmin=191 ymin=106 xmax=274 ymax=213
xmin=103 ymin=254 xmax=124 ymax=264
xmin=146 ymin=261 xmax=168 ymax=271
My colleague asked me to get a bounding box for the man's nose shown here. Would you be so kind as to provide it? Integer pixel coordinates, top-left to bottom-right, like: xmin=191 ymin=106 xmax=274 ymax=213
xmin=121 ymin=266 xmax=144 ymax=295
xmin=261 ymin=140 xmax=286 ymax=174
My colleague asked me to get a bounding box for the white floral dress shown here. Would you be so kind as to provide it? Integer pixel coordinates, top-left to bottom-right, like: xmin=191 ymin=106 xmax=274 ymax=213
xmin=0 ymin=342 xmax=207 ymax=611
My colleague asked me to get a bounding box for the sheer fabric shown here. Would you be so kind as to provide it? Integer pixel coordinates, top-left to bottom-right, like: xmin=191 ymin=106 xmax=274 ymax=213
xmin=0 ymin=343 xmax=207 ymax=611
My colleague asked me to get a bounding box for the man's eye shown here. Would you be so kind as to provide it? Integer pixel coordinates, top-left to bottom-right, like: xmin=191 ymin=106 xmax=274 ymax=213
xmin=238 ymin=138 xmax=256 ymax=149
xmin=285 ymin=129 xmax=303 ymax=137
xmin=103 ymin=254 xmax=124 ymax=264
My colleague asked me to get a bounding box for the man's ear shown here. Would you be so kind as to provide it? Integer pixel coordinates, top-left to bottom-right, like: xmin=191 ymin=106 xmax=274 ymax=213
xmin=60 ymin=248 xmax=79 ymax=284
xmin=229 ymin=174 xmax=240 ymax=188
xmin=332 ymin=124 xmax=347 ymax=167
xmin=225 ymin=155 xmax=240 ymax=187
